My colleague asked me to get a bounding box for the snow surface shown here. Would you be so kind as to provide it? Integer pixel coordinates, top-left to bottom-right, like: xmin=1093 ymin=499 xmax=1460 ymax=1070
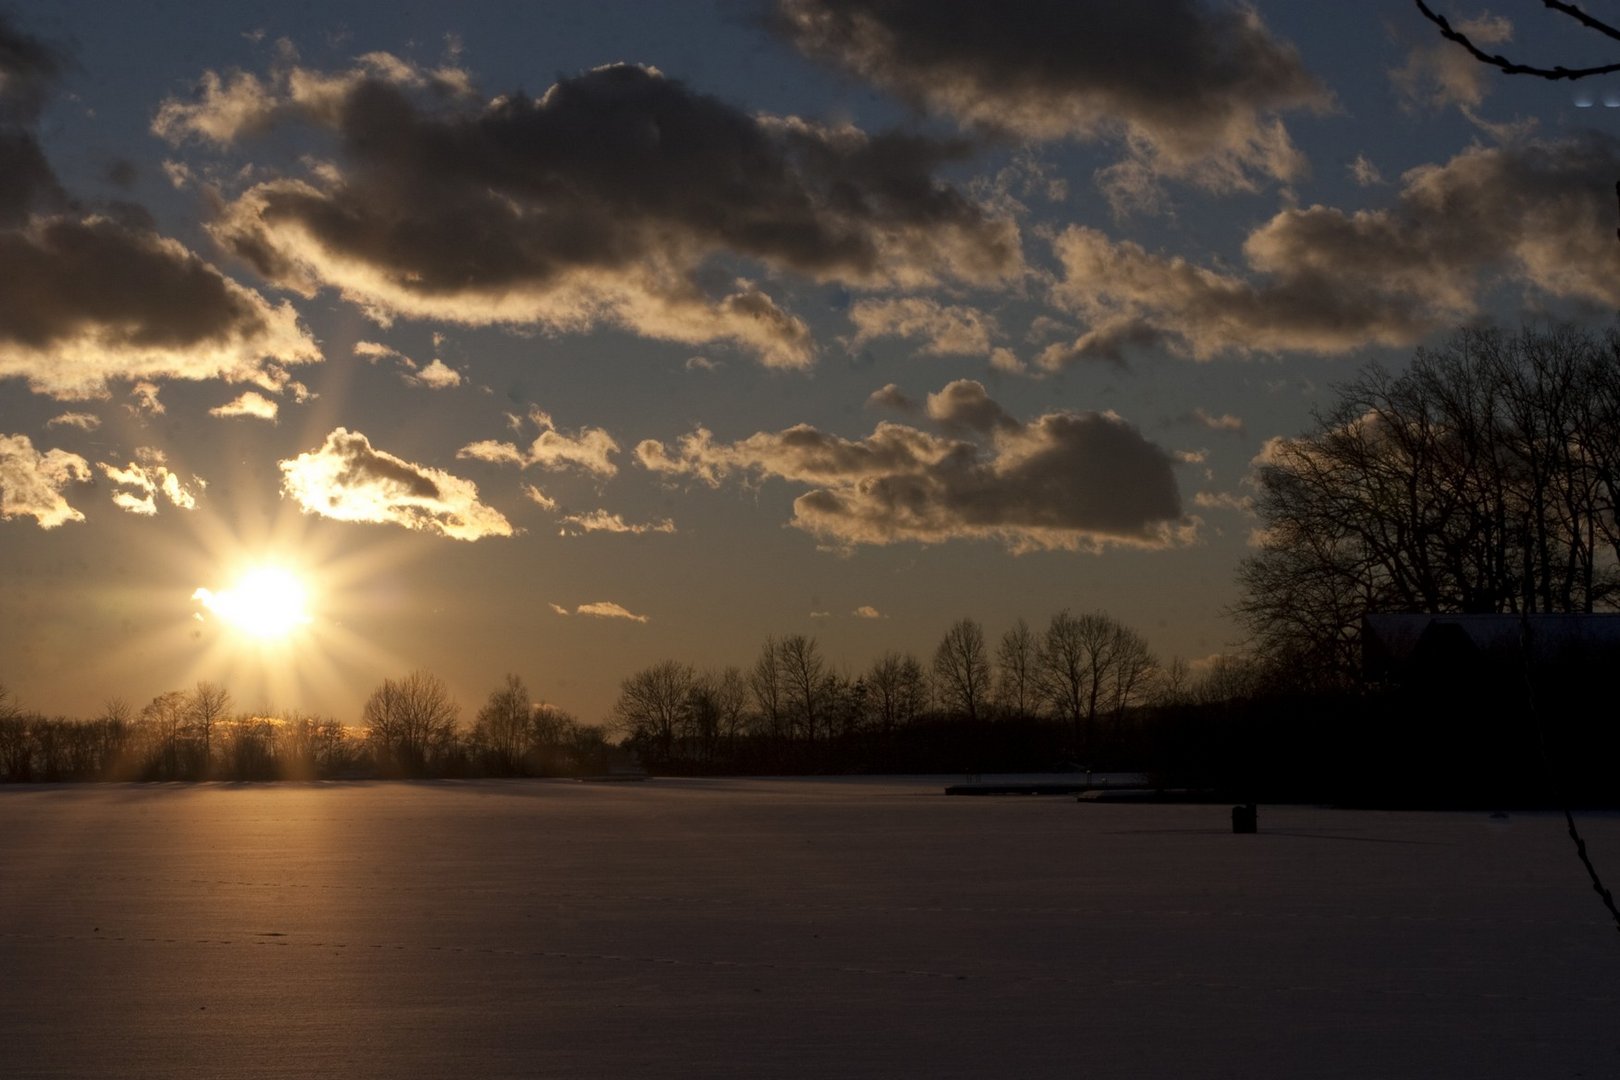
xmin=2 ymin=777 xmax=1616 ymax=1079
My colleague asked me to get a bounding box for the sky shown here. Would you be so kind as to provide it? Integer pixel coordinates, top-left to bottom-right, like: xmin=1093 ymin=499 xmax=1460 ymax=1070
xmin=3 ymin=0 xmax=1620 ymax=725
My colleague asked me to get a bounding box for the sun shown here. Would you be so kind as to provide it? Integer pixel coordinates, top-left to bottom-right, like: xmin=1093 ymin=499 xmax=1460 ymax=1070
xmin=193 ymin=565 xmax=314 ymax=640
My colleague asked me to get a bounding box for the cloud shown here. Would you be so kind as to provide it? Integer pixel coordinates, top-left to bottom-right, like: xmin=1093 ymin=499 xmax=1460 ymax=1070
xmin=848 ymin=297 xmax=996 ymax=356
xmin=775 ymin=0 xmax=1327 ymax=197
xmin=1192 ymin=489 xmax=1254 ymax=513
xmin=559 ymin=509 xmax=676 ymax=535
xmin=458 ymin=408 xmax=619 ymax=478
xmin=279 ymin=427 xmax=513 ymax=540
xmin=684 ymin=355 xmax=721 ymax=372
xmin=522 ymin=483 xmax=558 ymax=510
xmin=575 ymin=601 xmax=649 ymax=623
xmin=355 ymin=341 xmax=464 ymax=389
xmin=548 ymin=602 xmax=571 ymax=616
xmin=926 ymin=378 xmax=1016 ymax=434
xmin=1348 ymin=153 xmax=1383 ymax=187
xmin=0 ymin=16 xmax=67 ymax=227
xmin=638 ymin=384 xmax=1187 ymax=552
xmin=0 ymin=215 xmax=322 ymax=402
xmin=0 ymin=17 xmax=321 ymax=401
xmin=406 ymin=358 xmax=463 ymax=389
xmin=1391 ymin=13 xmax=1512 ymax=113
xmin=1045 ymin=134 xmax=1620 ymax=361
xmin=853 ymin=605 xmax=885 ymax=619
xmin=866 ymin=382 xmax=918 ymax=414
xmin=1183 ymin=407 xmax=1244 ymax=433
xmin=46 ymin=412 xmax=99 ymax=430
xmin=210 ymin=390 xmax=279 ymax=421
xmin=988 ymin=346 xmax=1025 ymax=374
xmin=164 ymin=56 xmax=1020 ymax=367
xmin=127 ymin=381 xmax=164 ymax=415
xmin=99 ymin=449 xmax=201 ymax=515
xmin=0 ymin=433 xmax=90 ymax=528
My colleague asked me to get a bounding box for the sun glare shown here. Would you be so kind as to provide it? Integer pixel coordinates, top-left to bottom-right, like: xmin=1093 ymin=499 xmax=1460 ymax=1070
xmin=193 ymin=566 xmax=314 ymax=640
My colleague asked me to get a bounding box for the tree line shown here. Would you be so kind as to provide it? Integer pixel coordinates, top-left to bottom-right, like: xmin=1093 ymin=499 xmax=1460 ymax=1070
xmin=610 ymin=610 xmax=1164 ymax=773
xmin=0 ymin=606 xmax=1188 ymax=782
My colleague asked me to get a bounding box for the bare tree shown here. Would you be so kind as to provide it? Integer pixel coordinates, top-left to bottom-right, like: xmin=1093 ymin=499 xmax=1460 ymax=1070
xmin=0 ymin=685 xmax=32 ymax=781
xmin=613 ymin=660 xmax=694 ymax=763
xmin=866 ymin=652 xmax=907 ymax=733
xmin=1035 ymin=611 xmax=1152 ymax=756
xmin=685 ymin=666 xmax=749 ymax=761
xmin=749 ymin=637 xmax=788 ymax=740
xmin=188 ymin=680 xmax=231 ymax=778
xmin=995 ymin=618 xmax=1039 ymax=717
xmin=139 ymin=690 xmax=189 ymax=779
xmin=778 ymin=634 xmax=828 ymax=745
xmin=933 ymin=617 xmax=990 ymax=723
xmin=362 ymin=670 xmax=460 ymax=776
xmin=1237 ymin=326 xmax=1620 ymax=688
xmin=472 ymin=674 xmax=532 ymax=774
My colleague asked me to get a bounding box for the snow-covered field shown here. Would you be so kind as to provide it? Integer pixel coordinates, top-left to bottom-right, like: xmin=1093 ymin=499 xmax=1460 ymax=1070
xmin=2 ymin=777 xmax=1615 ymax=1079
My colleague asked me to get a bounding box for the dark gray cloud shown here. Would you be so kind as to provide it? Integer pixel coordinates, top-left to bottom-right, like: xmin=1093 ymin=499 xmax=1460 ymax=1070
xmin=0 ymin=13 xmax=318 ymax=399
xmin=0 ymin=16 xmax=67 ymax=225
xmin=0 ymin=15 xmax=64 ymax=125
xmin=775 ymin=0 xmax=1327 ymax=196
xmin=638 ymin=385 xmax=1187 ymax=552
xmin=1047 ymin=134 xmax=1620 ymax=362
xmin=163 ymin=58 xmax=1022 ymax=367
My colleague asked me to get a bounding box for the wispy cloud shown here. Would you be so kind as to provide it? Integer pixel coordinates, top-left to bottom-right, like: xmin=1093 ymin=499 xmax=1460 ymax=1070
xmin=46 ymin=412 xmax=99 ymax=430
xmin=848 ymin=297 xmax=996 ymax=357
xmin=1183 ymin=407 xmax=1244 ymax=434
xmin=561 ymin=600 xmax=650 ymax=623
xmin=459 ymin=408 xmax=619 ymax=478
xmin=559 ymin=510 xmax=676 ymax=535
xmin=99 ymin=449 xmax=201 ymax=515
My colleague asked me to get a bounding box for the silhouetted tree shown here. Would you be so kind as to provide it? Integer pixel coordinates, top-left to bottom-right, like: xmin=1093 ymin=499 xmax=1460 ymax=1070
xmin=933 ymin=617 xmax=990 ymax=723
xmin=140 ymin=690 xmax=189 ymax=779
xmin=1237 ymin=325 xmax=1620 ymax=688
xmin=778 ymin=634 xmax=828 ymax=745
xmin=613 ymin=660 xmax=694 ymax=763
xmin=188 ymin=680 xmax=230 ymax=778
xmin=749 ymin=637 xmax=788 ymax=741
xmin=995 ymin=618 xmax=1039 ymax=717
xmin=472 ymin=674 xmax=533 ymax=774
xmin=866 ymin=651 xmax=919 ymax=733
xmin=1035 ymin=610 xmax=1154 ymax=757
xmin=362 ymin=670 xmax=460 ymax=776
xmin=684 ymin=667 xmax=748 ymax=762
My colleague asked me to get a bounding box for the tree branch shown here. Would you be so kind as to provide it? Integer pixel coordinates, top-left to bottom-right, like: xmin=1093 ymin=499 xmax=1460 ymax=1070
xmin=1415 ymin=0 xmax=1620 ymax=79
